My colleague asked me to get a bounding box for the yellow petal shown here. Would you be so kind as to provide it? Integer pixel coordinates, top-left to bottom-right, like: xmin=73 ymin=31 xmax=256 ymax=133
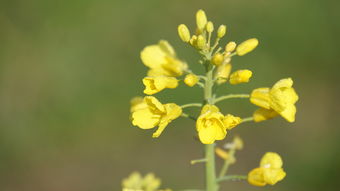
xmin=272 ymin=78 xmax=293 ymax=89
xmin=248 ymin=168 xmax=266 ymax=186
xmin=198 ymin=125 xmax=217 ymax=144
xmin=260 ymin=152 xmax=283 ymax=169
xmin=140 ymin=45 xmax=166 ymax=69
xmin=144 ymin=96 xmax=165 ymax=114
xmin=158 ymin=40 xmax=175 ymax=56
xmin=130 ymin=97 xmax=147 ymax=112
xmin=250 ymin=88 xmax=271 ymax=109
xmin=279 ymin=104 xmax=297 ymax=123
xmin=200 ymin=104 xmax=220 ymax=114
xmin=253 ymin=108 xmax=279 ymax=122
xmin=263 ymin=168 xmax=286 ymax=185
xmin=215 ymin=123 xmax=227 ymax=140
xmin=132 ymin=108 xmax=160 ymax=129
xmin=153 ymin=103 xmax=182 ymax=138
xmin=162 ymin=56 xmax=187 ymax=77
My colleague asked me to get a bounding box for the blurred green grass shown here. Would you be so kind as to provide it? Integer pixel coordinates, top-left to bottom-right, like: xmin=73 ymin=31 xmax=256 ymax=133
xmin=0 ymin=0 xmax=339 ymax=190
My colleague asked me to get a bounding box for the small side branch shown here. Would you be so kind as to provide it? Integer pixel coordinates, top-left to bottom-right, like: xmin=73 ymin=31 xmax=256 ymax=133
xmin=217 ymin=175 xmax=248 ymax=182
xmin=181 ymin=113 xmax=197 ymax=121
xmin=191 ymin=158 xmax=208 ymax=165
xmin=181 ymin=103 xmax=203 ymax=109
xmin=214 ymin=94 xmax=250 ymax=104
xmin=241 ymin=117 xmax=254 ymax=124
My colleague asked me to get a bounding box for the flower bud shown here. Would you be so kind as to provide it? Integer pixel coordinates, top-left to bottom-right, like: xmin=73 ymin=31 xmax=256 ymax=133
xmin=217 ymin=25 xmax=227 ymax=38
xmin=196 ymin=35 xmax=206 ymax=49
xmin=184 ymin=74 xmax=199 ymax=87
xmin=236 ymin=38 xmax=259 ymax=56
xmin=215 ymin=63 xmax=232 ymax=84
xmin=196 ymin=9 xmax=207 ymax=30
xmin=229 ymin=69 xmax=253 ymax=85
xmin=211 ymin=53 xmax=224 ymax=66
xmin=178 ymin=24 xmax=191 ymax=42
xmin=189 ymin=35 xmax=197 ymax=46
xmin=225 ymin=41 xmax=237 ymax=52
xmin=206 ymin=21 xmax=214 ymax=33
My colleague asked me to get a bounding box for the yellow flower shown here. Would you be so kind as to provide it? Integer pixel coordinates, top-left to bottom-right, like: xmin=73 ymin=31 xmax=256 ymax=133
xmin=248 ymin=152 xmax=286 ymax=186
xmin=236 ymin=38 xmax=259 ymax=56
xmin=229 ymin=69 xmax=252 ymax=85
xmin=215 ymin=63 xmax=232 ymax=84
xmin=143 ymin=76 xmax=178 ymax=95
xmin=141 ymin=41 xmax=187 ymax=77
xmin=122 ymin=172 xmax=161 ymax=191
xmin=131 ymin=96 xmax=182 ymax=138
xmin=178 ymin=24 xmax=191 ymax=42
xmin=250 ymin=78 xmax=299 ymax=122
xmin=196 ymin=105 xmax=228 ymax=144
xmin=184 ymin=74 xmax=199 ymax=87
xmin=223 ymin=114 xmax=242 ymax=130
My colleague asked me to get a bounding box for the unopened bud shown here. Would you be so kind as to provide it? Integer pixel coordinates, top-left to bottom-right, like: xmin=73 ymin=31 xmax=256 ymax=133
xmin=217 ymin=25 xmax=227 ymax=38
xmin=211 ymin=53 xmax=224 ymax=66
xmin=216 ymin=63 xmax=232 ymax=84
xmin=189 ymin=35 xmax=198 ymax=46
xmin=178 ymin=24 xmax=191 ymax=42
xmin=196 ymin=35 xmax=206 ymax=49
xmin=225 ymin=41 xmax=237 ymax=52
xmin=206 ymin=21 xmax=214 ymax=33
xmin=236 ymin=38 xmax=259 ymax=56
xmin=184 ymin=74 xmax=199 ymax=87
xmin=229 ymin=69 xmax=253 ymax=84
xmin=196 ymin=9 xmax=207 ymax=30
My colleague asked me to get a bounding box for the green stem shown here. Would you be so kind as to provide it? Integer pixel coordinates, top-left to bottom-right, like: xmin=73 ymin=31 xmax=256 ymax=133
xmin=213 ymin=94 xmax=249 ymax=104
xmin=241 ymin=117 xmax=254 ymax=124
xmin=217 ymin=175 xmax=247 ymax=182
xmin=181 ymin=113 xmax=197 ymax=121
xmin=181 ymin=103 xmax=203 ymax=109
xmin=204 ymin=63 xmax=218 ymax=191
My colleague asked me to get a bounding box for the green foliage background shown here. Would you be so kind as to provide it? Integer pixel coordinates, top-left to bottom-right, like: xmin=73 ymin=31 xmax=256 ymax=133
xmin=0 ymin=0 xmax=339 ymax=190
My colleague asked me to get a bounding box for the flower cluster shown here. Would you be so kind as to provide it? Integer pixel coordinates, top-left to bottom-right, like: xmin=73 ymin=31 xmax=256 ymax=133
xmin=129 ymin=9 xmax=299 ymax=189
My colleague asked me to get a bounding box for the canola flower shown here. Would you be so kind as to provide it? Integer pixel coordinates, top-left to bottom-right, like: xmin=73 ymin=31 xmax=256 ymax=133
xmin=128 ymin=9 xmax=298 ymax=191
xmin=248 ymin=152 xmax=286 ymax=186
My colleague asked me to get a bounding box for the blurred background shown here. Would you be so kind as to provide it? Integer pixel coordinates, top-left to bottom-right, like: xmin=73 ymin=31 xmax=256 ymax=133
xmin=0 ymin=0 xmax=339 ymax=190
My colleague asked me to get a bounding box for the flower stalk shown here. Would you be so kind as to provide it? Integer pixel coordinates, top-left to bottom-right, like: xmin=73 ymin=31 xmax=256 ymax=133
xmin=204 ymin=61 xmax=218 ymax=191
